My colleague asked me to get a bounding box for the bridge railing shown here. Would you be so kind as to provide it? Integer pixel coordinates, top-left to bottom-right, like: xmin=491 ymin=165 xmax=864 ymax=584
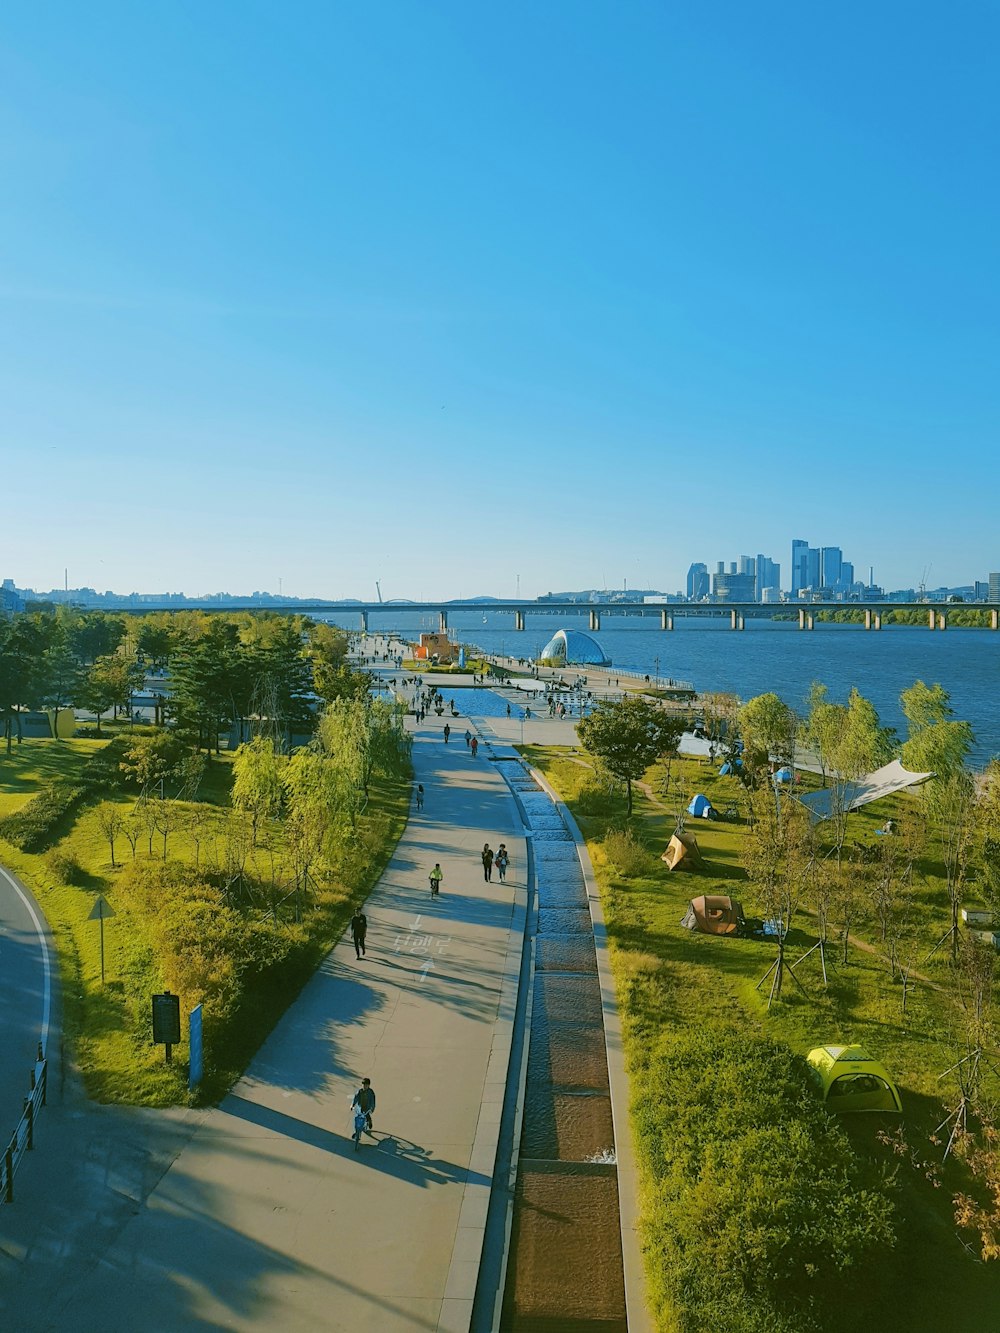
xmin=1 ymin=1045 xmax=48 ymax=1205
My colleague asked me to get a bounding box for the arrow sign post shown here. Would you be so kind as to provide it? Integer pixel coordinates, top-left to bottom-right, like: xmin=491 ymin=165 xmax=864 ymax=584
xmin=88 ymin=894 xmax=116 ymax=985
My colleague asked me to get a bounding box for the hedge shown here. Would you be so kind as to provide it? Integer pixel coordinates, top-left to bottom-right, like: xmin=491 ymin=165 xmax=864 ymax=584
xmin=0 ymin=737 xmax=129 ymax=852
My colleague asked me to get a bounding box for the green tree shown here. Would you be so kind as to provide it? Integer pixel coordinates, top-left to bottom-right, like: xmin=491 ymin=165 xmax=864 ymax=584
xmin=40 ymin=619 xmax=83 ymax=740
xmin=578 ymin=696 xmax=684 ymax=815
xmin=79 ymin=653 xmax=144 ymax=733
xmin=119 ymin=732 xmax=186 ymax=791
xmin=231 ymin=735 xmax=285 ymax=843
xmin=825 ymin=688 xmax=896 ymax=860
xmin=738 ymin=692 xmax=797 ymax=778
xmin=799 ymin=682 xmax=846 ymax=789
xmin=900 ymin=680 xmax=974 ymax=778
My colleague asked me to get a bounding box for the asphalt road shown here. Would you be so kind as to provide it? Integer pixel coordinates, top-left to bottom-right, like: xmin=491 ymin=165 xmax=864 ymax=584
xmin=0 ymin=863 xmax=50 ymax=1140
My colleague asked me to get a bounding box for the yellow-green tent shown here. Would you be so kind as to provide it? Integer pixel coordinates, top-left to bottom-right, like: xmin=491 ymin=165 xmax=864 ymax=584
xmin=806 ymin=1045 xmax=902 ymax=1113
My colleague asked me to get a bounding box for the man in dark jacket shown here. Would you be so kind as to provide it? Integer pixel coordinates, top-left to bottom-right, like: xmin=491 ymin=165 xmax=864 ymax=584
xmin=350 ymin=906 xmax=368 ymax=959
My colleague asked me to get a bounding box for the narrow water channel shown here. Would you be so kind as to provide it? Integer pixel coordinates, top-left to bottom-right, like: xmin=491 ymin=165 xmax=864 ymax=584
xmin=500 ymin=766 xmax=628 ymax=1332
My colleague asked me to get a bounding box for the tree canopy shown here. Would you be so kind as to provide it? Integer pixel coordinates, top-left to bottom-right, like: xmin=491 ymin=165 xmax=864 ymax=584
xmin=578 ymin=696 xmax=684 ymax=815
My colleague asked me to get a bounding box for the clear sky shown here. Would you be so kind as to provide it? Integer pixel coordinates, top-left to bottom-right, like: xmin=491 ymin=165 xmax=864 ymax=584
xmin=2 ymin=3 xmax=998 ymax=599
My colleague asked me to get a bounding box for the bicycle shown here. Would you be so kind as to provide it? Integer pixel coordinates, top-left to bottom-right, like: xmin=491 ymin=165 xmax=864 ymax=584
xmin=352 ymin=1105 xmax=367 ymax=1151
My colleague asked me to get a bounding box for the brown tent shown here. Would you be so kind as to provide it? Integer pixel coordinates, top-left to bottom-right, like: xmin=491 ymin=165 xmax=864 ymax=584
xmin=680 ymin=894 xmax=745 ymax=936
xmin=661 ymin=831 xmax=705 ymax=871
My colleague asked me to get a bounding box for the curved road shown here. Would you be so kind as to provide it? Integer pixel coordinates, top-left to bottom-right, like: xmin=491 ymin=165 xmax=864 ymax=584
xmin=0 ymin=863 xmax=51 ymax=1140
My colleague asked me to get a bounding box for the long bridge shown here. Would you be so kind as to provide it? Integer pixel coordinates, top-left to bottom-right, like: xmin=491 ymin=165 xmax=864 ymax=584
xmin=111 ymin=598 xmax=1000 ymax=632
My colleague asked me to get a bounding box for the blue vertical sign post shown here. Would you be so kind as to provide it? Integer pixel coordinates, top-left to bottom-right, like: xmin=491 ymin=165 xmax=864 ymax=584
xmin=189 ymin=1004 xmax=203 ymax=1091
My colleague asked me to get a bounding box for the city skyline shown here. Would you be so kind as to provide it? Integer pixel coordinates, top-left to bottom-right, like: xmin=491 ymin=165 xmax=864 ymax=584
xmin=3 ymin=6 xmax=999 ymax=598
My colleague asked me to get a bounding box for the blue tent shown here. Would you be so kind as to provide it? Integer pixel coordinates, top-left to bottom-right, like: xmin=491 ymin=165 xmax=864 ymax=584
xmin=774 ymin=767 xmax=793 ymax=783
xmin=688 ymin=793 xmax=713 ymax=818
xmin=719 ymin=759 xmax=743 ymax=776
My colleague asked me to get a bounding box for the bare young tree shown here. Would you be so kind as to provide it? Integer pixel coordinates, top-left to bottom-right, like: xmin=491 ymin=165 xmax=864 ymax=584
xmin=121 ymin=809 xmax=142 ymax=862
xmin=95 ymin=801 xmax=124 ymax=868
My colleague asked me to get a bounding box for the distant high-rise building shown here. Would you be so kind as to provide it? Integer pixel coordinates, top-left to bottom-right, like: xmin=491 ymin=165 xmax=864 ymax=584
xmin=755 ymin=555 xmax=780 ymax=599
xmin=791 ymin=539 xmax=809 ymax=594
xmin=840 ymin=561 xmax=854 ymax=588
xmin=990 ymin=573 xmax=1000 ymax=601
xmin=713 ymin=571 xmax=756 ymax=601
xmin=820 ymin=547 xmax=843 ymax=588
xmin=739 ymin=555 xmax=756 ymax=577
xmin=686 ymin=563 xmax=710 ymax=600
xmin=975 ymin=580 xmax=990 ymax=600
xmin=716 ymin=560 xmax=725 ymax=576
xmin=805 ymin=547 xmax=820 ymax=590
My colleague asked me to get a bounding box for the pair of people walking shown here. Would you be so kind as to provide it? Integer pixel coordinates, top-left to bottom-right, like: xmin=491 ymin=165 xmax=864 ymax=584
xmin=480 ymin=843 xmax=509 ymax=883
xmin=463 ymin=728 xmax=479 ymax=757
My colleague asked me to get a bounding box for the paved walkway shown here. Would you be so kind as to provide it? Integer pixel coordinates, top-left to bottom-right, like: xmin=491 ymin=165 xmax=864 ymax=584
xmin=0 ymin=722 xmax=526 ymax=1333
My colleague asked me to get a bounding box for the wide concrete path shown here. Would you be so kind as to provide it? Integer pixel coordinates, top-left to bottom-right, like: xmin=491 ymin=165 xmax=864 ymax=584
xmin=0 ymin=722 xmax=525 ymax=1333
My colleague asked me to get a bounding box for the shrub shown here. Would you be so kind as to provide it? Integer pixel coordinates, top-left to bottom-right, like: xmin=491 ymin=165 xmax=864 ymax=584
xmin=0 ymin=738 xmax=130 ymax=853
xmin=576 ymin=779 xmax=619 ymax=817
xmin=0 ymin=781 xmax=88 ymax=852
xmin=46 ymin=847 xmax=88 ymax=886
xmin=603 ymin=827 xmax=650 ymax=877
xmin=637 ymin=1028 xmax=896 ymax=1332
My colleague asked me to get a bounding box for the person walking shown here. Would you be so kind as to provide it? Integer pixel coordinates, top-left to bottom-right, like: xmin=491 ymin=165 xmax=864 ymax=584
xmin=350 ymin=905 xmax=368 ymax=959
xmin=429 ymin=862 xmax=443 ymax=895
xmin=495 ymin=844 xmax=509 ymax=882
xmin=443 ymin=723 xmax=451 ymax=743
xmin=506 ymin=702 xmax=511 ymax=718
xmin=470 ymin=736 xmax=479 ymax=757
xmin=464 ymin=729 xmax=472 ymax=748
xmin=481 ymin=843 xmax=494 ymax=882
xmin=415 ymin=782 xmax=424 ymax=810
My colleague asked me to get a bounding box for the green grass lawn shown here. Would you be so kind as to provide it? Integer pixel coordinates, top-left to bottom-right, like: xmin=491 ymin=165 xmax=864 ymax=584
xmin=0 ymin=739 xmax=410 ymax=1107
xmin=0 ymin=736 xmax=106 ymax=815
xmin=525 ymin=745 xmax=1000 ymax=1333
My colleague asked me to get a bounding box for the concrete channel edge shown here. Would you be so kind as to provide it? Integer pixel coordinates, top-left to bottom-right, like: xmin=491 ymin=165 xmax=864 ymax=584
xmin=529 ymin=766 xmax=654 ymax=1333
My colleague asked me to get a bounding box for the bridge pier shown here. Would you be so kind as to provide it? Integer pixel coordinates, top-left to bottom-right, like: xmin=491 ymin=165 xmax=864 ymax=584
xmin=515 ymin=610 xmax=525 ymax=631
xmin=928 ymin=608 xmax=936 ymax=630
xmin=730 ymin=609 xmax=738 ymax=630
xmin=798 ymin=608 xmax=806 ymax=630
xmin=864 ymin=609 xmax=872 ymax=630
xmin=938 ymin=612 xmax=947 ymax=631
xmin=438 ymin=610 xmax=448 ymax=632
xmin=806 ymin=613 xmax=814 ymax=631
xmin=739 ymin=615 xmax=745 ymax=630
xmin=589 ymin=609 xmax=601 ymax=631
xmin=874 ymin=612 xmax=882 ymax=631
xmin=660 ymin=609 xmax=674 ymax=630
xmin=359 ymin=610 xmax=368 ymax=633
xmin=993 ymin=610 xmax=999 ymax=631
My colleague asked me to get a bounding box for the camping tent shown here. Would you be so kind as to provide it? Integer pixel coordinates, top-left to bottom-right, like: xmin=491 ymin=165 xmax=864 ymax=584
xmin=806 ymin=1045 xmax=902 ymax=1112
xmin=774 ymin=767 xmax=793 ymax=783
xmin=681 ymin=894 xmax=745 ymax=936
xmin=687 ymin=793 xmax=715 ymax=819
xmin=661 ymin=831 xmax=704 ymax=872
xmin=719 ymin=759 xmax=743 ymax=776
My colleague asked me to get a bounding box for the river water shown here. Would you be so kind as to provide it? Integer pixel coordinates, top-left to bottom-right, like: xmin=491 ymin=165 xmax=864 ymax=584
xmin=335 ymin=610 xmax=1000 ymax=763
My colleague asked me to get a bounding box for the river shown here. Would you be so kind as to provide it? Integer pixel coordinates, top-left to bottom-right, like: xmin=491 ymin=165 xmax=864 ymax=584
xmin=327 ymin=610 xmax=1000 ymax=764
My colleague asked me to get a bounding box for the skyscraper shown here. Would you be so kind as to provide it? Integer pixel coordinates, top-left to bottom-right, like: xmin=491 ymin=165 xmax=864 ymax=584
xmin=755 ymin=555 xmax=780 ymax=598
xmin=820 ymin=547 xmax=843 ymax=588
xmin=686 ymin=563 xmax=709 ymax=600
xmin=791 ymin=539 xmax=809 ymax=595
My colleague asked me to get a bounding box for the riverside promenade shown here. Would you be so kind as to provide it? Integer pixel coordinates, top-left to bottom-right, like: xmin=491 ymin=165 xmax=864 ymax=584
xmin=0 ymin=720 xmax=527 ymax=1332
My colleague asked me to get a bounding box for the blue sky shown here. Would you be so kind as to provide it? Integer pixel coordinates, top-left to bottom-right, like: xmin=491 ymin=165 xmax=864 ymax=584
xmin=2 ymin=3 xmax=998 ymax=598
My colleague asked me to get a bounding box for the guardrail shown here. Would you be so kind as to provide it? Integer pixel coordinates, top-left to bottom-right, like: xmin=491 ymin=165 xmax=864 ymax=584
xmin=1 ymin=1044 xmax=48 ymax=1205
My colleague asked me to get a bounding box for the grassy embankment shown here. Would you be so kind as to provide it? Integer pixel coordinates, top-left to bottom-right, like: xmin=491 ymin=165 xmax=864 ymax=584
xmin=0 ymin=734 xmax=408 ymax=1106
xmin=524 ymin=744 xmax=1000 ymax=1333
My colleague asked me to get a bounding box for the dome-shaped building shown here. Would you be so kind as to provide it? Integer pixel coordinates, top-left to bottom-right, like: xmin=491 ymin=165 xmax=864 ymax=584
xmin=539 ymin=627 xmax=610 ymax=667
